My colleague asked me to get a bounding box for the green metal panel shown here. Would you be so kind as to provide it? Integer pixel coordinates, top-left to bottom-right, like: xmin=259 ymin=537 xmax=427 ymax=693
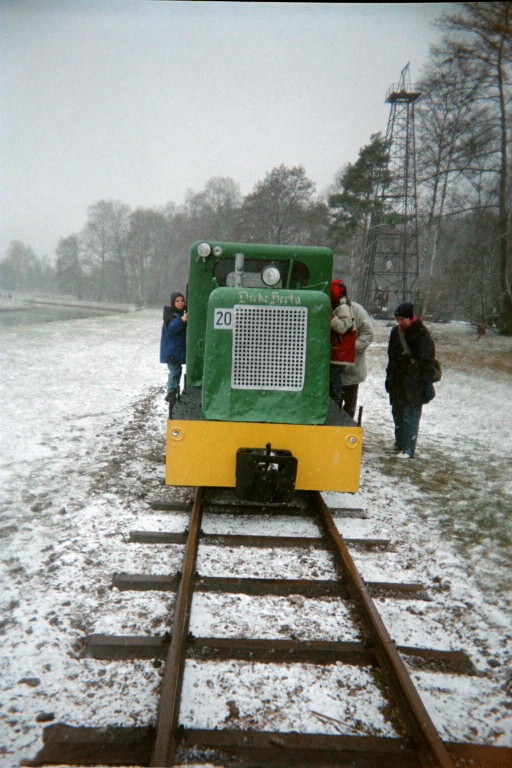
xmin=202 ymin=287 xmax=331 ymax=425
xmin=186 ymin=241 xmax=333 ymax=387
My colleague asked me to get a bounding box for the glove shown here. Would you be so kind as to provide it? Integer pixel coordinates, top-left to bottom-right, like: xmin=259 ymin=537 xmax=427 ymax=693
xmin=166 ymin=355 xmax=178 ymax=365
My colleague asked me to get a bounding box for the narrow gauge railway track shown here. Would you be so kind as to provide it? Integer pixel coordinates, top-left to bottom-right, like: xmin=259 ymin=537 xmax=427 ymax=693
xmin=31 ymin=489 xmax=511 ymax=768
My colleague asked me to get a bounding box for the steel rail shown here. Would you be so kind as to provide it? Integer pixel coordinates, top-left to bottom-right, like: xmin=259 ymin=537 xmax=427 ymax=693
xmin=313 ymin=491 xmax=455 ymax=768
xmin=150 ymin=486 xmax=203 ymax=767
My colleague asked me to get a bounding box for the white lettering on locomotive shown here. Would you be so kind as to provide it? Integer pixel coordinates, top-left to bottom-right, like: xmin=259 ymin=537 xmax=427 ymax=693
xmin=237 ymin=290 xmax=302 ymax=306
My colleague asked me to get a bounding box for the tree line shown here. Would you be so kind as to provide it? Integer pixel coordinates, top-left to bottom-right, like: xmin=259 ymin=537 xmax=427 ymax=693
xmin=1 ymin=3 xmax=511 ymax=331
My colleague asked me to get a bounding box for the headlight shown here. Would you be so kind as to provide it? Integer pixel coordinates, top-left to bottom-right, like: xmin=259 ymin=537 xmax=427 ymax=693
xmin=261 ymin=265 xmax=281 ymax=286
xmin=197 ymin=242 xmax=212 ymax=259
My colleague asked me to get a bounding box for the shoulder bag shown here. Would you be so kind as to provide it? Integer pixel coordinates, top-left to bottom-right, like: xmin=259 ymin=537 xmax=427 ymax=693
xmin=397 ymin=325 xmax=442 ymax=382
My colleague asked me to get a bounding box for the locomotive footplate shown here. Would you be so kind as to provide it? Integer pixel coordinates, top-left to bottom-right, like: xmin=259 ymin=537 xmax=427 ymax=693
xmin=236 ymin=443 xmax=297 ymax=503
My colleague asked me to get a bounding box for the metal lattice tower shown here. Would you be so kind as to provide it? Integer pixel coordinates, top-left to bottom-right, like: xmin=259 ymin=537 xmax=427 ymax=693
xmin=361 ymin=64 xmax=421 ymax=315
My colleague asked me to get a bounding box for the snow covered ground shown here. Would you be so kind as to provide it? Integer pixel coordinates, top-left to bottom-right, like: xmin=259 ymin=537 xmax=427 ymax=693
xmin=0 ymin=308 xmax=511 ymax=767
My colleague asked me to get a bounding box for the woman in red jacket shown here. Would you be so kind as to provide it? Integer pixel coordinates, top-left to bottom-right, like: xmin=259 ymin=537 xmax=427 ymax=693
xmin=329 ymin=279 xmax=356 ymax=407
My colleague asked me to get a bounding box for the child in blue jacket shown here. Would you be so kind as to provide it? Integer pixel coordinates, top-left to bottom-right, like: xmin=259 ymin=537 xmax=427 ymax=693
xmin=160 ymin=292 xmax=187 ymax=402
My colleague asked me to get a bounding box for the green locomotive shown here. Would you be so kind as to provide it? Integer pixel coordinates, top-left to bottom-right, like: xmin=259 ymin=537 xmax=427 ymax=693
xmin=166 ymin=241 xmax=362 ymax=500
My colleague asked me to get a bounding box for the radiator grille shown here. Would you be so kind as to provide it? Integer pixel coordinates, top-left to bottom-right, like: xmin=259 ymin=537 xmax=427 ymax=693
xmin=232 ymin=304 xmax=307 ymax=390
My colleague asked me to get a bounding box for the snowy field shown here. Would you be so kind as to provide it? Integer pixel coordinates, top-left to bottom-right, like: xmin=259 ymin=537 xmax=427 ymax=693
xmin=0 ymin=308 xmax=511 ymax=766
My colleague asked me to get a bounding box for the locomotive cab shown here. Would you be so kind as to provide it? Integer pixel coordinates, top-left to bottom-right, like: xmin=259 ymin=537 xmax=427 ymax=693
xmin=165 ymin=241 xmax=363 ymax=498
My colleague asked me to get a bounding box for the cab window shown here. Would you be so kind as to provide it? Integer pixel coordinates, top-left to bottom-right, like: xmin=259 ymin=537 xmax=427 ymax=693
xmin=213 ymin=258 xmax=310 ymax=289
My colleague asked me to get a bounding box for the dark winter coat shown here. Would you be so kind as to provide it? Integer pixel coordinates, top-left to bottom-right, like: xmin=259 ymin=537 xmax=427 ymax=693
xmin=160 ymin=303 xmax=187 ymax=365
xmin=385 ymin=318 xmax=436 ymax=406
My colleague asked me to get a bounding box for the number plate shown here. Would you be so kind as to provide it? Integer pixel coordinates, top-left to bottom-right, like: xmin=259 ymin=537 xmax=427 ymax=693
xmin=214 ymin=308 xmax=235 ymax=329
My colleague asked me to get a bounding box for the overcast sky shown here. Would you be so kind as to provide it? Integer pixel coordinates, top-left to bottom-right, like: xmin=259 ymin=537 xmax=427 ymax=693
xmin=1 ymin=1 xmax=453 ymax=259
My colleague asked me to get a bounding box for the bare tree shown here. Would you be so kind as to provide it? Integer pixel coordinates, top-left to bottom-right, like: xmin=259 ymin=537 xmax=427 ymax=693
xmin=55 ymin=235 xmax=83 ymax=299
xmin=184 ymin=177 xmax=242 ymax=241
xmin=0 ymin=241 xmax=47 ymax=292
xmin=82 ymin=199 xmax=130 ymax=302
xmin=416 ymin=61 xmax=493 ymax=314
xmin=434 ymin=2 xmax=512 ymax=330
xmin=239 ymin=165 xmax=328 ymax=245
xmin=83 ymin=201 xmax=110 ymax=301
xmin=126 ymin=208 xmax=169 ymax=305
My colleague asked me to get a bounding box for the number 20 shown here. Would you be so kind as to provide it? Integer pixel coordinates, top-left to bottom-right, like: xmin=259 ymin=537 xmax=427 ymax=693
xmin=214 ymin=309 xmax=233 ymax=329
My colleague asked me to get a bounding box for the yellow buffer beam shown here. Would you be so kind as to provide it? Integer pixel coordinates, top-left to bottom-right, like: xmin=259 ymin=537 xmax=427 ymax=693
xmin=166 ymin=420 xmax=362 ymax=493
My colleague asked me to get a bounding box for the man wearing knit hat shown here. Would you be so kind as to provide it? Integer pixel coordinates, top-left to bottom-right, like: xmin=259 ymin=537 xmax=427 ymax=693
xmin=385 ymin=302 xmax=436 ymax=459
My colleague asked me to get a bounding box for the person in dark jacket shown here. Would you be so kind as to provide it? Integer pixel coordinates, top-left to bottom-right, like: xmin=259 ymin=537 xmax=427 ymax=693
xmin=160 ymin=292 xmax=187 ymax=403
xmin=385 ymin=302 xmax=436 ymax=459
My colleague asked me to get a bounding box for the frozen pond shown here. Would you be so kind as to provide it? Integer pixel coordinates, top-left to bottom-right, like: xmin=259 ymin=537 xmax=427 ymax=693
xmin=0 ymin=300 xmax=132 ymax=328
